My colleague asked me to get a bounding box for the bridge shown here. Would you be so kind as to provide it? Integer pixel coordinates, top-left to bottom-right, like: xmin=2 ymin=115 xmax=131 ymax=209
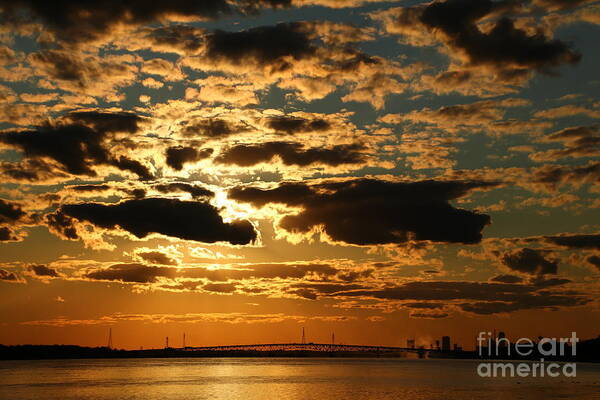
xmin=181 ymin=343 xmax=438 ymax=354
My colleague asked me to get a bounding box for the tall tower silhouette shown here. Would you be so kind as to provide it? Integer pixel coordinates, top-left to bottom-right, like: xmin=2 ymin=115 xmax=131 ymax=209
xmin=183 ymin=333 xmax=186 ymax=348
xmin=107 ymin=328 xmax=113 ymax=349
xmin=166 ymin=336 xmax=169 ymax=349
xmin=332 ymin=332 xmax=335 ymax=345
xmin=301 ymin=327 xmax=306 ymax=344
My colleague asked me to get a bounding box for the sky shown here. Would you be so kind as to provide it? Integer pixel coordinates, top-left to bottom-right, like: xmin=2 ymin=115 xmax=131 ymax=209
xmin=0 ymin=0 xmax=599 ymax=351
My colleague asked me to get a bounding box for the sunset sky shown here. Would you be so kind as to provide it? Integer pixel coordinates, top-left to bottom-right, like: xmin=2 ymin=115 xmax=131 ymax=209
xmin=0 ymin=0 xmax=599 ymax=351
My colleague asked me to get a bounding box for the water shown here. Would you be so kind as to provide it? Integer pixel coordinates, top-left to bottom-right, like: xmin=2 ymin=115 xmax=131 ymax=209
xmin=0 ymin=358 xmax=598 ymax=400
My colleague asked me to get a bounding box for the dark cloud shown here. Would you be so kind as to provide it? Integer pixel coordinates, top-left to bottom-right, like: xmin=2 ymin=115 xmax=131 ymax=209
xmin=216 ymin=142 xmax=367 ymax=167
xmin=266 ymin=116 xmax=331 ymax=134
xmin=501 ymin=248 xmax=558 ymax=275
xmin=0 ymin=159 xmax=69 ymax=183
xmin=204 ymin=23 xmax=315 ymax=72
xmin=0 ymin=123 xmax=152 ymax=180
xmin=0 ymin=199 xmax=26 ymax=224
xmin=418 ymin=0 xmax=581 ymax=73
xmin=69 ymin=184 xmax=112 ymax=192
xmin=586 ymin=255 xmax=600 ymax=270
xmin=330 ymin=280 xmax=589 ymax=314
xmin=57 ymin=198 xmax=257 ymax=244
xmin=84 ymin=263 xmax=176 ymax=283
xmin=181 ymin=263 xmax=339 ymax=281
xmin=203 ymin=282 xmax=237 ymax=293
xmin=0 ymin=199 xmax=28 ymax=245
xmin=410 ymin=311 xmax=449 ymax=319
xmin=154 ymin=182 xmax=214 ymax=199
xmin=230 ymin=179 xmax=495 ymax=245
xmin=28 ymin=264 xmax=60 ymax=277
xmin=490 ymin=274 xmax=523 ymax=283
xmin=45 ymin=211 xmax=79 ymax=240
xmin=129 ymin=188 xmax=147 ymax=199
xmin=458 ymin=291 xmax=586 ymax=315
xmin=287 ymin=282 xmax=368 ymax=299
xmin=27 ymin=50 xmax=138 ymax=96
xmin=165 ymin=147 xmax=213 ymax=170
xmin=0 ymin=226 xmax=21 ymax=241
xmin=403 ymin=301 xmax=447 ymax=309
xmin=142 ymin=25 xmax=206 ymax=55
xmin=288 ymin=288 xmax=318 ymax=300
xmin=66 ymin=111 xmax=145 ymax=134
xmin=544 ymin=234 xmax=600 ymax=249
xmin=1 ymin=127 xmax=85 ymax=177
xmin=0 ymin=269 xmax=20 ymax=282
xmin=532 ymin=161 xmax=600 ymax=190
xmin=533 ymin=0 xmax=595 ymax=11
xmin=113 ymin=156 xmax=154 ymax=181
xmin=532 ymin=125 xmax=600 ymax=161
xmin=180 ymin=119 xmax=242 ymax=138
xmin=529 ymin=276 xmax=571 ymax=288
xmin=336 ymin=281 xmax=533 ymax=301
xmin=81 ymin=261 xmax=341 ymax=284
xmin=0 ymin=0 xmax=291 ymax=43
xmin=135 ymin=251 xmax=179 ymax=266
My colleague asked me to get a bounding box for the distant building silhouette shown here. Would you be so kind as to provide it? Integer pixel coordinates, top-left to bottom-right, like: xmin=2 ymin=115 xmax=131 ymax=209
xmin=442 ymin=336 xmax=451 ymax=352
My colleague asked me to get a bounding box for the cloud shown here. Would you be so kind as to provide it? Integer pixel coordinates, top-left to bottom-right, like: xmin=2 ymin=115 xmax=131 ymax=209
xmin=73 ymin=260 xmax=368 ymax=295
xmin=331 ymin=280 xmax=589 ymax=315
xmin=230 ymin=178 xmax=496 ymax=245
xmin=1 ymin=0 xmax=291 ymax=44
xmin=215 ymin=141 xmax=368 ymax=167
xmin=0 ymin=226 xmax=24 ymax=242
xmin=179 ymin=118 xmax=246 ymax=138
xmin=132 ymin=250 xmax=180 ymax=266
xmin=586 ymin=255 xmax=600 ymax=270
xmin=0 ymin=122 xmax=153 ymax=180
xmin=381 ymin=98 xmax=530 ymax=132
xmin=27 ymin=264 xmax=61 ymax=278
xmin=501 ymin=248 xmax=558 ymax=275
xmin=419 ymin=0 xmax=581 ymax=72
xmin=68 ymin=184 xmax=112 ymax=193
xmin=181 ymin=22 xmax=410 ymax=108
xmin=375 ymin=0 xmax=581 ymax=95
xmin=201 ymin=23 xmax=316 ymax=75
xmin=83 ymin=263 xmax=176 ymax=283
xmin=530 ymin=125 xmax=600 ymax=162
xmin=544 ymin=233 xmax=600 ymax=249
xmin=490 ymin=274 xmax=524 ymax=283
xmin=153 ymin=182 xmax=214 ymax=198
xmin=0 ymin=199 xmax=27 ymax=242
xmin=0 ymin=199 xmax=26 ymax=224
xmin=203 ymin=282 xmax=238 ymax=293
xmin=266 ymin=115 xmax=331 ymax=134
xmin=409 ymin=311 xmax=449 ymax=319
xmin=165 ymin=147 xmax=213 ymax=170
xmin=533 ymin=105 xmax=600 ymax=120
xmin=533 ymin=0 xmax=596 ymax=11
xmin=28 ymin=50 xmax=138 ymax=97
xmin=0 ymin=268 xmax=22 ymax=282
xmin=66 ymin=111 xmax=146 ymax=134
xmin=54 ymin=198 xmax=257 ymax=245
xmin=529 ymin=161 xmax=600 ymax=192
xmin=123 ymin=25 xmax=206 ymax=55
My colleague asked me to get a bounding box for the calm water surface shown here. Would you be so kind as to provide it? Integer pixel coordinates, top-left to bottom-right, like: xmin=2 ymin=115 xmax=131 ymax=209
xmin=0 ymin=358 xmax=598 ymax=400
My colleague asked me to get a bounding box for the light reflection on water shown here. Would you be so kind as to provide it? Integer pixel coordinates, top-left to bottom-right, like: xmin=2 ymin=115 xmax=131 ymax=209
xmin=0 ymin=358 xmax=598 ymax=400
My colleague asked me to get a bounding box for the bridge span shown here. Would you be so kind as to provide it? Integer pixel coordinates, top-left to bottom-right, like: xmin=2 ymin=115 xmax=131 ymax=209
xmin=181 ymin=343 xmax=437 ymax=353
